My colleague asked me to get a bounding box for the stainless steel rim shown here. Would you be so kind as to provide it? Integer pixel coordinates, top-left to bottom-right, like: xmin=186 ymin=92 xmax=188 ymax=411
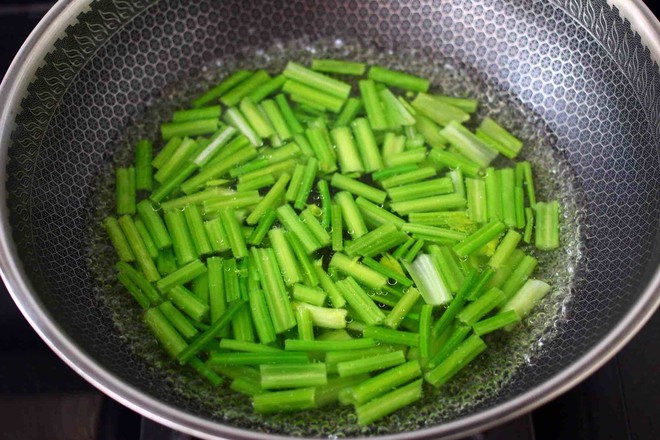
xmin=0 ymin=1 xmax=658 ymax=439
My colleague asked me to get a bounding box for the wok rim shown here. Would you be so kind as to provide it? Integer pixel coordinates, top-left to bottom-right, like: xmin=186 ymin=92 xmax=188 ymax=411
xmin=0 ymin=1 xmax=658 ymax=439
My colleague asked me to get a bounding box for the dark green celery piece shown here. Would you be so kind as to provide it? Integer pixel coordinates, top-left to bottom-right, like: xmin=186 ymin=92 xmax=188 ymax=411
xmin=334 ymin=277 xmax=386 ymax=325
xmin=457 ymin=287 xmax=505 ymax=325
xmin=432 ymin=270 xmax=478 ymax=337
xmin=115 ymin=167 xmax=136 ymax=215
xmin=355 ymin=197 xmax=406 ymax=229
xmin=260 ymin=363 xmax=327 ymax=389
xmin=368 ymin=66 xmax=429 ymax=92
xmin=356 ymin=379 xmax=423 ymax=426
xmin=164 ymin=209 xmax=197 ymax=265
xmin=180 ymin=144 xmax=257 ymax=194
xmin=251 ymin=247 xmax=296 ymax=334
xmin=523 ymin=207 xmax=534 ymax=244
xmin=276 ymin=204 xmax=321 ymax=254
xmin=158 ymin=301 xmax=198 ymax=339
xmin=453 ymin=220 xmax=506 ymax=258
xmin=427 ymin=325 xmax=472 ymax=369
xmin=336 ymin=350 xmax=406 ymax=377
xmin=166 ymin=285 xmax=208 ymax=322
xmin=136 ymin=200 xmax=171 ymax=249
xmin=152 ymin=137 xmax=182 ymax=169
xmin=275 ymin=94 xmax=304 ymax=135
xmin=331 ymin=202 xmax=344 ymax=251
xmin=135 ymin=140 xmax=153 ymax=191
xmin=401 ymin=223 xmax=467 ymax=245
xmin=154 ymin=138 xmax=199 ymax=184
xmin=499 ymin=255 xmax=538 ymax=305
xmin=372 ymin=164 xmax=420 ymax=183
xmin=192 ymin=70 xmax=252 ymax=108
xmin=359 ymin=79 xmax=388 ymax=131
xmin=331 ymin=173 xmax=386 ymax=204
xmin=253 ymin=387 xmax=317 ymax=413
xmin=424 ymin=335 xmax=486 ymax=387
xmin=335 ymin=191 xmax=369 ymax=240
xmin=116 ymin=261 xmax=160 ymax=303
xmin=208 ymin=352 xmax=309 ymax=365
xmin=117 ymin=272 xmax=150 ymax=309
xmin=344 ymin=224 xmax=408 ymax=258
xmin=184 ymin=205 xmax=212 ymax=256
xmin=473 ymin=310 xmax=521 ymax=335
xmin=248 ymin=75 xmax=286 ymax=103
xmin=294 ymin=157 xmax=318 ymax=210
xmin=311 ymin=59 xmax=366 ymax=75
xmin=428 ymin=149 xmax=482 ymax=178
xmin=315 ymin=374 xmax=371 ymax=407
xmin=269 ymin=228 xmax=303 ymax=286
xmin=314 ymin=266 xmax=345 ymax=309
xmin=118 ymin=215 xmax=160 ymax=282
xmin=246 ymin=172 xmax=290 ymax=225
xmin=156 ymin=259 xmax=207 ymax=293
xmin=317 ymin=179 xmax=332 ymax=229
xmin=363 ymin=326 xmax=419 ymax=347
xmin=351 ymin=360 xmax=422 ymax=405
xmin=286 ymin=232 xmax=320 ymax=288
xmin=161 ymin=119 xmax=219 ymax=141
xmin=143 ymin=308 xmax=188 ymax=359
xmin=263 ymin=99 xmax=292 ymax=141
xmin=103 ymin=217 xmax=134 ymax=262
xmin=177 ymin=300 xmax=246 ymax=364
xmin=352 ymin=118 xmax=384 ymax=172
xmin=173 ymin=106 xmax=221 ymax=123
xmin=362 ymin=257 xmax=413 ymax=289
xmin=221 ymin=70 xmax=271 ymax=106
xmin=334 ymin=97 xmax=363 ymax=128
xmin=418 ymin=304 xmax=433 ymax=365
xmin=284 ymin=338 xmax=377 ymax=352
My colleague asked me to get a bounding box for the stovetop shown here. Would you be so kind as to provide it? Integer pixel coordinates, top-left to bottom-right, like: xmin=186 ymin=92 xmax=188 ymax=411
xmin=0 ymin=2 xmax=658 ymax=439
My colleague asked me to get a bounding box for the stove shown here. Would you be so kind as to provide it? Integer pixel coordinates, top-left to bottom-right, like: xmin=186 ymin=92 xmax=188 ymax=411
xmin=0 ymin=2 xmax=658 ymax=439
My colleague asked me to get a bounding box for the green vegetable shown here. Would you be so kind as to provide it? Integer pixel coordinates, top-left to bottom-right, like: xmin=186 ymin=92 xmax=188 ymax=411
xmin=115 ymin=167 xmax=136 ymax=215
xmin=312 ymin=59 xmax=366 ymax=76
xmin=103 ymin=59 xmax=562 ymax=425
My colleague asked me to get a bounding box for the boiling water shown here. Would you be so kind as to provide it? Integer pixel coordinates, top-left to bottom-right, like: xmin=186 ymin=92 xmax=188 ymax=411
xmin=87 ymin=38 xmax=583 ymax=436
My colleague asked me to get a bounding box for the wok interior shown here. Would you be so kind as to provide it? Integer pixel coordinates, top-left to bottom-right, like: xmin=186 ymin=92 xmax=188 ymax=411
xmin=6 ymin=0 xmax=659 ymax=437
